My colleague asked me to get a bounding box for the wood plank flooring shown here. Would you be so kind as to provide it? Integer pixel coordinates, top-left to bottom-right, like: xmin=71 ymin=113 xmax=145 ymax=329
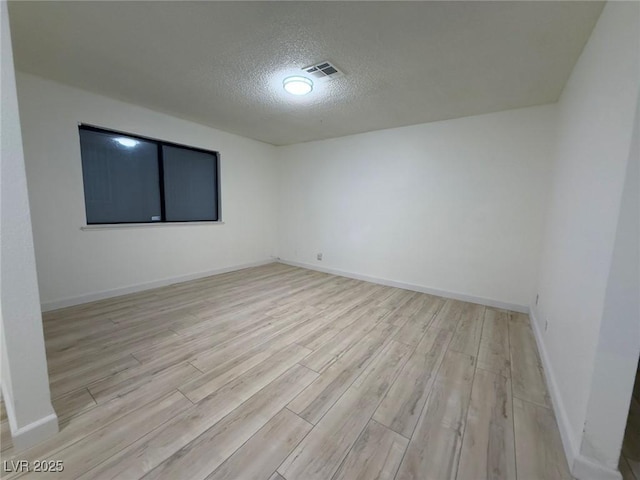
xmin=0 ymin=263 xmax=571 ymax=479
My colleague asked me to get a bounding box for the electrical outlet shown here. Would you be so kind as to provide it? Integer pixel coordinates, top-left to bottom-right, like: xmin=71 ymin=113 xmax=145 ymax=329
xmin=536 ymin=294 xmax=539 ymax=305
xmin=317 ymin=253 xmax=323 ymax=261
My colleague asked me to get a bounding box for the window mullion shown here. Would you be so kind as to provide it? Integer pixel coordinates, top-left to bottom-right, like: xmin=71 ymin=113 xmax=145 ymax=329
xmin=157 ymin=143 xmax=167 ymax=222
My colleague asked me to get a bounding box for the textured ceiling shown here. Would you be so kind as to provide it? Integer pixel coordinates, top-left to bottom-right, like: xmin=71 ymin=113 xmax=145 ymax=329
xmin=8 ymin=1 xmax=603 ymax=146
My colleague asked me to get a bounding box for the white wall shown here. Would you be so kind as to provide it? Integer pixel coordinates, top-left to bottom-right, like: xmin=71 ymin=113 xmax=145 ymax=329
xmin=277 ymin=105 xmax=556 ymax=310
xmin=531 ymin=2 xmax=640 ymax=478
xmin=579 ymin=92 xmax=639 ymax=475
xmin=16 ymin=73 xmax=279 ymax=310
xmin=0 ymin=0 xmax=57 ymax=449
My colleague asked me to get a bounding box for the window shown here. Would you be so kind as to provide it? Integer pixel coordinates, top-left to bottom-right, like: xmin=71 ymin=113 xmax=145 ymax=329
xmin=79 ymin=125 xmax=219 ymax=224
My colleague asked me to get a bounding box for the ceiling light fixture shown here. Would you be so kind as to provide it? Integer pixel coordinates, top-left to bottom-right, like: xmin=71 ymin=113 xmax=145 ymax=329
xmin=283 ymin=76 xmax=313 ymax=96
xmin=115 ymin=137 xmax=138 ymax=147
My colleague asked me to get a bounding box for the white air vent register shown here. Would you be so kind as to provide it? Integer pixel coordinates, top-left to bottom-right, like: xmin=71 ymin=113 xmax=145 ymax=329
xmin=302 ymin=61 xmax=344 ymax=81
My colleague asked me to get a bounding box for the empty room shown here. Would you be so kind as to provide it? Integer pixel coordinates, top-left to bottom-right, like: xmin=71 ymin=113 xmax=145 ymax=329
xmin=1 ymin=1 xmax=638 ymax=479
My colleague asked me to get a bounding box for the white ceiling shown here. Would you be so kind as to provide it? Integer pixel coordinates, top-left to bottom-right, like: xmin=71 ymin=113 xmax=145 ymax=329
xmin=8 ymin=1 xmax=603 ymax=146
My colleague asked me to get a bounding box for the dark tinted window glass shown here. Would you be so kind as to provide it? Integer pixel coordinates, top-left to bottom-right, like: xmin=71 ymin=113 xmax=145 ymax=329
xmin=79 ymin=129 xmax=161 ymax=224
xmin=162 ymin=145 xmax=218 ymax=222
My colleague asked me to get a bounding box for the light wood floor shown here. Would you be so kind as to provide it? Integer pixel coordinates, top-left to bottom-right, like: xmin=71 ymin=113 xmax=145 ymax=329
xmin=0 ymin=263 xmax=572 ymax=479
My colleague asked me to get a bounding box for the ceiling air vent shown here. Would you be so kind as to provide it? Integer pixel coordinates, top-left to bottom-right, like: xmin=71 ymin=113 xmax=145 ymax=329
xmin=302 ymin=61 xmax=343 ymax=81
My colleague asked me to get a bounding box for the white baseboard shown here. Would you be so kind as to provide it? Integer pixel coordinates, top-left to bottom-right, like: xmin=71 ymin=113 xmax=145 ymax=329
xmin=41 ymin=259 xmax=276 ymax=312
xmin=573 ymin=455 xmax=622 ymax=480
xmin=529 ymin=307 xmax=622 ymax=480
xmin=279 ymin=259 xmax=528 ymax=313
xmin=10 ymin=413 xmax=59 ymax=452
xmin=529 ymin=307 xmax=581 ymax=472
xmin=0 ymin=386 xmax=58 ymax=451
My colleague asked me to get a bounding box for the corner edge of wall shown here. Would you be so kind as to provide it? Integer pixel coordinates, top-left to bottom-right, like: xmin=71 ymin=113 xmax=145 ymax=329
xmin=529 ymin=307 xmax=622 ymax=480
xmin=0 ymin=384 xmax=58 ymax=452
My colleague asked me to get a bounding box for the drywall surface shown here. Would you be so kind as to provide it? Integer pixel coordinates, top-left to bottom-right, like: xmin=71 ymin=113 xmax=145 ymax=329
xmin=277 ymin=105 xmax=556 ymax=309
xmin=532 ymin=1 xmax=640 ymax=475
xmin=16 ymin=73 xmax=279 ymax=309
xmin=0 ymin=1 xmax=57 ymax=448
xmin=580 ymin=93 xmax=639 ymax=473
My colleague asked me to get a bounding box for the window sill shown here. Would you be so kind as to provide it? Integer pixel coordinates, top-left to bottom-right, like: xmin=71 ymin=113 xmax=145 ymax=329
xmin=81 ymin=221 xmax=225 ymax=231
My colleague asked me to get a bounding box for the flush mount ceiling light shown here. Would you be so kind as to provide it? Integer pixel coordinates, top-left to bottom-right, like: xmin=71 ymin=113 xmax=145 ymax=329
xmin=115 ymin=137 xmax=138 ymax=147
xmin=283 ymin=76 xmax=313 ymax=96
